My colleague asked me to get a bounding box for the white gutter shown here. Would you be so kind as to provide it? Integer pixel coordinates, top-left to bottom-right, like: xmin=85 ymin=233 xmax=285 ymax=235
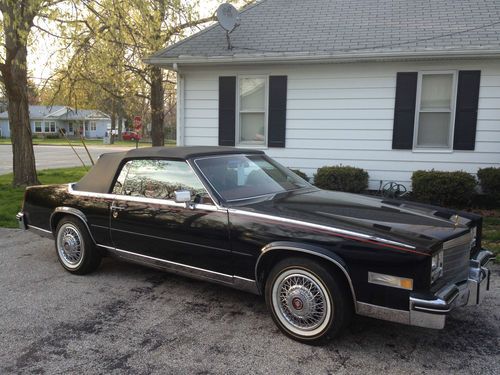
xmin=173 ymin=64 xmax=185 ymax=146
xmin=146 ymin=49 xmax=500 ymax=67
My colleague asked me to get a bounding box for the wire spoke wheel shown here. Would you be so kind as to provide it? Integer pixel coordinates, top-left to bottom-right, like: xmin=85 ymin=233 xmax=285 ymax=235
xmin=56 ymin=223 xmax=84 ymax=269
xmin=271 ymin=268 xmax=332 ymax=337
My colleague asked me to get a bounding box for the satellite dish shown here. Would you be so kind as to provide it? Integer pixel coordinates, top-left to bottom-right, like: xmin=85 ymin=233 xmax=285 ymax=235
xmin=216 ymin=3 xmax=240 ymax=32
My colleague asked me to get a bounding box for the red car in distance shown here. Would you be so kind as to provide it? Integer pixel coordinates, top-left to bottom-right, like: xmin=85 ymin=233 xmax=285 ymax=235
xmin=122 ymin=131 xmax=142 ymax=141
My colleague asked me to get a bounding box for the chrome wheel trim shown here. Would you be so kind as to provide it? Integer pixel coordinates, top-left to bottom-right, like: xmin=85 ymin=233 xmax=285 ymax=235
xmin=271 ymin=268 xmax=332 ymax=337
xmin=56 ymin=223 xmax=84 ymax=269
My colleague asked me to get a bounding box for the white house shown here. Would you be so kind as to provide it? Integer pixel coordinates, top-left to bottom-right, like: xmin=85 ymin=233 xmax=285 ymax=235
xmin=146 ymin=0 xmax=500 ymax=189
xmin=0 ymin=105 xmax=111 ymax=139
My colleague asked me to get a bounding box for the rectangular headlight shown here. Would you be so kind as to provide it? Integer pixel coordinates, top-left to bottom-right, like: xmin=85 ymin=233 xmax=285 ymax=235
xmin=368 ymin=272 xmax=413 ymax=290
xmin=431 ymin=250 xmax=444 ymax=283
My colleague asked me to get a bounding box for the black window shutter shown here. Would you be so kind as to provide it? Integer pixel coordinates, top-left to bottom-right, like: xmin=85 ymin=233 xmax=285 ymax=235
xmin=453 ymin=70 xmax=481 ymax=150
xmin=268 ymin=76 xmax=287 ymax=148
xmin=392 ymin=72 xmax=418 ymax=149
xmin=218 ymin=76 xmax=236 ymax=146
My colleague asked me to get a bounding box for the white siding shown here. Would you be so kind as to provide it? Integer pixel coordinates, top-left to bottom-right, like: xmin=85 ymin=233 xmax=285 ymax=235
xmin=179 ymin=60 xmax=500 ymax=189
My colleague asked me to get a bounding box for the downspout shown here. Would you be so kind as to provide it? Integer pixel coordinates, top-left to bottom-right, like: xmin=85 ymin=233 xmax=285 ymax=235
xmin=173 ymin=63 xmax=185 ymax=146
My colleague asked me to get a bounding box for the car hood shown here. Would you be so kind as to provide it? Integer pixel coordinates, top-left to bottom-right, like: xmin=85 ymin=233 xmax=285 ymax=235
xmin=234 ymin=189 xmax=473 ymax=252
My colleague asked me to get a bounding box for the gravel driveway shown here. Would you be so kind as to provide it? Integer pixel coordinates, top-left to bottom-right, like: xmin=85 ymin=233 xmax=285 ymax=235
xmin=1 ymin=228 xmax=498 ymax=374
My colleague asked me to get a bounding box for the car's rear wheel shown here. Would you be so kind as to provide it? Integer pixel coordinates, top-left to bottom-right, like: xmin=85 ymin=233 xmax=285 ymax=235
xmin=265 ymin=257 xmax=352 ymax=344
xmin=55 ymin=216 xmax=101 ymax=275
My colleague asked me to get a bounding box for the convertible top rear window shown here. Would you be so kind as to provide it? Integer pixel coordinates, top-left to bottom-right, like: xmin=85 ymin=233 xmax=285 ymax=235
xmin=194 ymin=154 xmax=311 ymax=201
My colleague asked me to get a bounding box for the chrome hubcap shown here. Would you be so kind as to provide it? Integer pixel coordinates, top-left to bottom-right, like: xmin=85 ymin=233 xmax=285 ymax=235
xmin=272 ymin=269 xmax=332 ymax=337
xmin=57 ymin=224 xmax=83 ymax=268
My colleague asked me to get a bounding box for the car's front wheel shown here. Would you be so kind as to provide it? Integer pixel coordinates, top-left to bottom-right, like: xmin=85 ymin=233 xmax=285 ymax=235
xmin=265 ymin=257 xmax=352 ymax=344
xmin=55 ymin=216 xmax=101 ymax=274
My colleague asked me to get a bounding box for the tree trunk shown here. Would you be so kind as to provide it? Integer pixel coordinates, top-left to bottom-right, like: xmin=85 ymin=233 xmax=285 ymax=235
xmin=150 ymin=66 xmax=164 ymax=147
xmin=117 ymin=98 xmax=123 ymax=141
xmin=1 ymin=44 xmax=39 ymax=187
xmin=110 ymin=98 xmax=116 ymax=144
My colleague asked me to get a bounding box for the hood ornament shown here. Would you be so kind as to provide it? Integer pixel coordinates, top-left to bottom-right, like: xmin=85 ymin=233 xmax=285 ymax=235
xmin=451 ymin=214 xmax=460 ymax=227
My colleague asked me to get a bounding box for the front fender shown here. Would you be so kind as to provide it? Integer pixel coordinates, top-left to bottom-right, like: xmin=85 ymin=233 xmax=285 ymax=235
xmin=255 ymin=241 xmax=356 ymax=305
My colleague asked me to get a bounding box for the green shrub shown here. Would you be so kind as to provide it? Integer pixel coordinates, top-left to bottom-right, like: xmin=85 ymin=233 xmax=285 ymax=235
xmin=45 ymin=133 xmax=60 ymax=139
xmin=477 ymin=167 xmax=500 ymax=202
xmin=289 ymin=169 xmax=309 ymax=182
xmin=411 ymin=170 xmax=476 ymax=208
xmin=314 ymin=165 xmax=368 ymax=193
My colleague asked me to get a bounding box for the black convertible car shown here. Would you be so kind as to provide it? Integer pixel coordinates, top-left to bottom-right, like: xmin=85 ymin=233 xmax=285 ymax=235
xmin=17 ymin=147 xmax=493 ymax=343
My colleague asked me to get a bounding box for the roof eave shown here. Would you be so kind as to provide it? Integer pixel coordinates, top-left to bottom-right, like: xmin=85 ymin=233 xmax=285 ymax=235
xmin=146 ymin=49 xmax=500 ymax=68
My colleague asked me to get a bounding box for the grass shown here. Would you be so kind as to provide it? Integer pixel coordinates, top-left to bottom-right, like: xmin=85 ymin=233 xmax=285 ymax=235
xmin=482 ymin=214 xmax=500 ymax=262
xmin=0 ymin=167 xmax=87 ymax=228
xmin=0 ymin=138 xmax=176 ymax=147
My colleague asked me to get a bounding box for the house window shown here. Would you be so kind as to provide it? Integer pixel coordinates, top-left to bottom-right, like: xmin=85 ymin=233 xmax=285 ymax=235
xmin=68 ymin=123 xmax=73 ymax=132
xmin=90 ymin=121 xmax=97 ymax=131
xmin=84 ymin=121 xmax=89 ymax=132
xmin=44 ymin=121 xmax=56 ymax=133
xmin=414 ymin=72 xmax=457 ymax=149
xmin=34 ymin=121 xmax=42 ymax=133
xmin=238 ymin=77 xmax=267 ymax=145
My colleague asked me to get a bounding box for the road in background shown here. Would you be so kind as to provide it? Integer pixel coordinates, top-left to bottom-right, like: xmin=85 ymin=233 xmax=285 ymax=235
xmin=0 ymin=145 xmax=133 ymax=174
xmin=1 ymin=229 xmax=498 ymax=374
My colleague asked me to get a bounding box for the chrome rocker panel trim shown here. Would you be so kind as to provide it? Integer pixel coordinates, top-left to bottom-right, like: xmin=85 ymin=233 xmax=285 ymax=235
xmin=98 ymin=244 xmax=259 ymax=295
xmin=358 ymin=249 xmax=494 ymax=329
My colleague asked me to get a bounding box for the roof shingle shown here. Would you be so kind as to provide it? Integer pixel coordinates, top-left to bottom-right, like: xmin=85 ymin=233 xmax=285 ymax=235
xmin=150 ymin=0 xmax=500 ymax=63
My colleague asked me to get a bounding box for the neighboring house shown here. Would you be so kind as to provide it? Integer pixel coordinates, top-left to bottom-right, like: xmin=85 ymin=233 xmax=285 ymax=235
xmin=0 ymin=105 xmax=111 ymax=139
xmin=147 ymin=0 xmax=500 ymax=189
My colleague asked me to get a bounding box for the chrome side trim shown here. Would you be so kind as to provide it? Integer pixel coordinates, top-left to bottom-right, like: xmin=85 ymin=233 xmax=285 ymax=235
xmin=230 ymin=209 xmax=416 ymax=250
xmin=68 ymin=183 xmax=222 ymax=212
xmin=356 ymin=302 xmax=409 ymax=325
xmin=255 ymin=245 xmax=357 ymax=310
xmin=27 ymin=225 xmax=53 ymax=239
xmin=68 ymin=183 xmax=115 ymax=200
xmin=98 ymin=244 xmax=259 ymax=294
xmin=50 ymin=206 xmax=97 ymax=244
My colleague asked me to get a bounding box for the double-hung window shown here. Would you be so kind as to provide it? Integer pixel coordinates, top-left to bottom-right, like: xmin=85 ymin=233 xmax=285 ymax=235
xmin=237 ymin=76 xmax=267 ymax=146
xmin=34 ymin=121 xmax=42 ymax=133
xmin=44 ymin=121 xmax=56 ymax=133
xmin=90 ymin=121 xmax=97 ymax=131
xmin=414 ymin=72 xmax=457 ymax=149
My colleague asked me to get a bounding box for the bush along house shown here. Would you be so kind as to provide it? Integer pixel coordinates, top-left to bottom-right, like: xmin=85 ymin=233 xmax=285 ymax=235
xmin=146 ymin=0 xmax=500 ymax=190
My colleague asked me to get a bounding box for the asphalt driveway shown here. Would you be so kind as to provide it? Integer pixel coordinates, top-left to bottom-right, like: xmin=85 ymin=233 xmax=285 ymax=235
xmin=0 ymin=145 xmax=132 ymax=174
xmin=1 ymin=228 xmax=499 ymax=374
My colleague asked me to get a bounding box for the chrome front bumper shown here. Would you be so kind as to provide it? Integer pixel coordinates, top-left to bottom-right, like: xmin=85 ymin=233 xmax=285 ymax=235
xmin=16 ymin=212 xmax=27 ymax=230
xmin=409 ymin=249 xmax=494 ymax=329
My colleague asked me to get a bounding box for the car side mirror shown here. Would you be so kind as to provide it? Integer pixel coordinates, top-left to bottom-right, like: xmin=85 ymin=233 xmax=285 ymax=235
xmin=174 ymin=190 xmax=192 ymax=204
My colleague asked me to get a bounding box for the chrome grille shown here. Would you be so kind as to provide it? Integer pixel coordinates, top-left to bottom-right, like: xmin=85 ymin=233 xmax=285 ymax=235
xmin=441 ymin=232 xmax=472 ymax=284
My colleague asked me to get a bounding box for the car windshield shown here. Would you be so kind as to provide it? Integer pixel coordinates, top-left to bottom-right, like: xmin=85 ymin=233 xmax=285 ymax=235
xmin=194 ymin=154 xmax=312 ymax=201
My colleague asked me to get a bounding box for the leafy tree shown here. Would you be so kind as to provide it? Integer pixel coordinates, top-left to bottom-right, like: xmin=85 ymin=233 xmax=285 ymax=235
xmin=0 ymin=0 xmax=49 ymax=186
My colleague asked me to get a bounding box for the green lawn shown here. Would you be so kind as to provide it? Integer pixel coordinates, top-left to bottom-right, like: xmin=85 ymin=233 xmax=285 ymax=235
xmin=0 ymin=167 xmax=87 ymax=228
xmin=0 ymin=138 xmax=176 ymax=147
xmin=483 ymin=215 xmax=500 ymax=262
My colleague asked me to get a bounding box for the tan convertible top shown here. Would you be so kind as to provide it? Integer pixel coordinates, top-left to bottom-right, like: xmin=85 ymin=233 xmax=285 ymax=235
xmin=73 ymin=146 xmax=263 ymax=193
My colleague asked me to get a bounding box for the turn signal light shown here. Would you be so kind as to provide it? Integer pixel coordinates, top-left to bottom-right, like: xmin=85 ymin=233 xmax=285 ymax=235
xmin=368 ymin=272 xmax=414 ymax=291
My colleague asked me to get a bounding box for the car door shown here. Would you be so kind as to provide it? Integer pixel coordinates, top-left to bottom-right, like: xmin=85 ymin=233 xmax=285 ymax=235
xmin=109 ymin=158 xmax=232 ymax=274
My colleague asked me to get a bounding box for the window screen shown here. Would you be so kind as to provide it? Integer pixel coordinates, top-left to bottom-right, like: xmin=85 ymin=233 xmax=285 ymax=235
xmin=416 ymin=74 xmax=454 ymax=148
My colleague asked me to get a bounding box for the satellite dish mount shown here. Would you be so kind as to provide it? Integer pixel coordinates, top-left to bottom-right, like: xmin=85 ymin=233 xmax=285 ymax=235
xmin=216 ymin=3 xmax=240 ymax=50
